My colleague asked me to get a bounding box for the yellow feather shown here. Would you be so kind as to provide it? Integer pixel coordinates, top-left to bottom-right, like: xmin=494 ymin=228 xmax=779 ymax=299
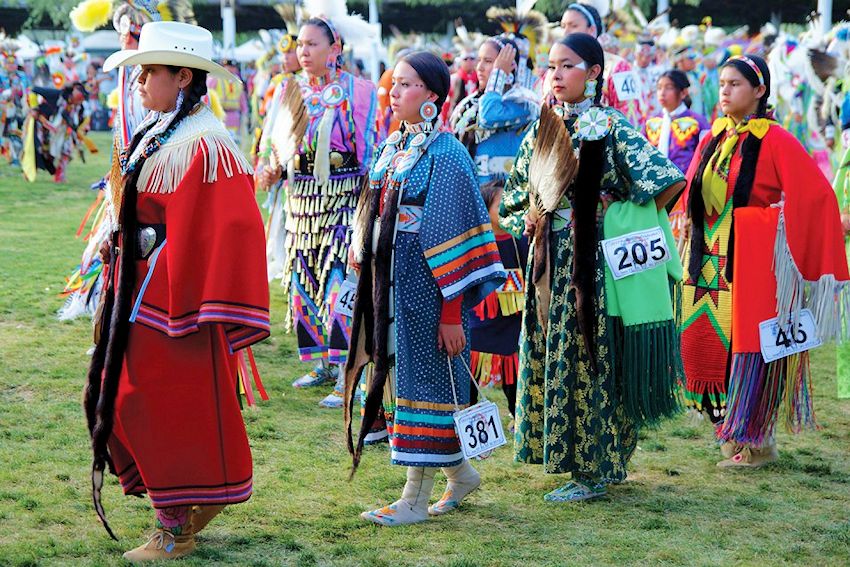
xmin=70 ymin=0 xmax=113 ymax=32
xmin=106 ymin=88 xmax=119 ymax=110
xmin=157 ymin=1 xmax=174 ymax=22
xmin=207 ymin=89 xmax=225 ymax=121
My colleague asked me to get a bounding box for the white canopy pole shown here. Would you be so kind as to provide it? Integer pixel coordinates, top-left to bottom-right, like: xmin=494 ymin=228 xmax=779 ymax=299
xmin=657 ymin=0 xmax=670 ymax=25
xmin=221 ymin=0 xmax=236 ymax=59
xmin=819 ymin=0 xmax=833 ymax=37
xmin=369 ymin=0 xmax=381 ymax=81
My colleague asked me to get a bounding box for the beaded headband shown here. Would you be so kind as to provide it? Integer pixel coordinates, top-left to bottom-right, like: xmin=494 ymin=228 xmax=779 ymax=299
xmin=728 ymin=55 xmax=765 ymax=86
xmin=488 ymin=37 xmax=506 ymax=50
xmin=568 ymin=3 xmax=595 ymax=29
xmin=317 ymin=16 xmax=342 ymax=47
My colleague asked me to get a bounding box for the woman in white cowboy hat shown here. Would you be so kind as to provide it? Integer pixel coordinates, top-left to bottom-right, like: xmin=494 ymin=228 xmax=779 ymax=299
xmin=59 ymin=0 xmax=196 ymax=323
xmin=86 ymin=21 xmax=270 ymax=562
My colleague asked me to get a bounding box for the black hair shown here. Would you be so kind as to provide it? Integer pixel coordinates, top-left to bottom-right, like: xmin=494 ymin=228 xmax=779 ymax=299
xmin=163 ymin=66 xmax=210 ymax=126
xmin=401 ymin=50 xmax=451 ymax=108
xmin=558 ymin=33 xmax=605 ymax=103
xmin=566 ymin=3 xmax=603 ymax=38
xmin=304 ymin=17 xmax=343 ymax=48
xmin=62 ymin=81 xmax=89 ymax=100
xmin=658 ymin=69 xmax=692 ymax=107
xmin=687 ymin=54 xmax=771 ymax=285
xmin=484 ymin=35 xmax=522 ymax=69
xmin=479 ymin=180 xmax=504 ymax=209
xmin=659 ymin=69 xmax=690 ymax=91
xmin=721 ymin=55 xmax=771 ymax=117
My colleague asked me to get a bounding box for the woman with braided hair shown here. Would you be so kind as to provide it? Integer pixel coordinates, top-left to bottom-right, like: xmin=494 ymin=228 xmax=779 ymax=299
xmin=502 ymin=33 xmax=685 ymax=503
xmin=680 ymin=55 xmax=849 ymax=467
xmin=59 ymin=0 xmax=197 ymax=322
xmin=87 ymin=22 xmax=269 ymax=561
xmin=345 ymin=51 xmax=505 ymax=526
xmin=560 ymin=3 xmax=642 ymax=126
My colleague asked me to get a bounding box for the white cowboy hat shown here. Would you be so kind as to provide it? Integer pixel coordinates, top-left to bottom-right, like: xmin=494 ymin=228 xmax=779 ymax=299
xmin=103 ymin=21 xmax=239 ymax=83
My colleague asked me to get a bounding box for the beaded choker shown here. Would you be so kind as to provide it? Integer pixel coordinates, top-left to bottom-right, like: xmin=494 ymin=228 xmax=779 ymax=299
xmin=403 ymin=120 xmax=436 ymax=133
xmin=563 ymin=97 xmax=593 ymax=117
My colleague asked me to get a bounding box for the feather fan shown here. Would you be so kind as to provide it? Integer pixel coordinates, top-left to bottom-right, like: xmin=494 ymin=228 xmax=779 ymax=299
xmin=809 ymin=48 xmax=839 ymax=82
xmin=529 ymin=105 xmax=579 ymax=216
xmin=527 ymin=104 xmax=579 ymax=335
xmin=270 ymin=79 xmax=308 ymax=171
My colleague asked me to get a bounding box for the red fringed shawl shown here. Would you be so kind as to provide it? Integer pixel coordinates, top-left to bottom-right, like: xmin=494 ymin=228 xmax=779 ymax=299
xmin=717 ymin=126 xmax=849 ymax=444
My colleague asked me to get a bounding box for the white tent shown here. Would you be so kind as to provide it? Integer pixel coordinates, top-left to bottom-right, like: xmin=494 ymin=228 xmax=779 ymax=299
xmin=230 ymin=39 xmax=266 ymax=63
xmin=13 ymin=34 xmax=42 ymax=60
xmin=79 ymin=30 xmax=121 ymax=55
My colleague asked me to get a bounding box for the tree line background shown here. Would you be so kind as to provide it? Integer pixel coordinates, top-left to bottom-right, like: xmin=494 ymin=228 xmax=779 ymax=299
xmin=1 ymin=0 xmax=848 ymax=37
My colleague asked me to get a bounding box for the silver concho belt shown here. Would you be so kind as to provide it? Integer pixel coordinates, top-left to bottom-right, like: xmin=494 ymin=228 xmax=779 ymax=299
xmin=137 ymin=224 xmax=166 ymax=260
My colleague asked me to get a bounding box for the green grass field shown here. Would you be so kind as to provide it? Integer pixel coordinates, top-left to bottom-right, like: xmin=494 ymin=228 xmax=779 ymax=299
xmin=0 ymin=133 xmax=848 ymax=567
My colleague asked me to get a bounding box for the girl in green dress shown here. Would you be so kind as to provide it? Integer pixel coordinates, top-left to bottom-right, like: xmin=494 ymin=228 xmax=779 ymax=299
xmin=501 ymin=33 xmax=685 ymax=502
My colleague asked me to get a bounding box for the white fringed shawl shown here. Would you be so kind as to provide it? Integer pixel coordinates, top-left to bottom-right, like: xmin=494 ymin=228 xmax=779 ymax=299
xmin=137 ymin=106 xmax=253 ymax=194
xmin=773 ymin=202 xmax=850 ymax=342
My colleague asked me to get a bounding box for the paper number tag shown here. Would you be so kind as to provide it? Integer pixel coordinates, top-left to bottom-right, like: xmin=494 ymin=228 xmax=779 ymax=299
xmin=758 ymin=309 xmax=822 ymax=363
xmin=612 ymin=71 xmax=640 ymax=101
xmin=334 ymin=276 xmax=358 ymax=318
xmin=601 ymin=226 xmax=670 ymax=280
xmin=453 ymin=401 xmax=507 ymax=460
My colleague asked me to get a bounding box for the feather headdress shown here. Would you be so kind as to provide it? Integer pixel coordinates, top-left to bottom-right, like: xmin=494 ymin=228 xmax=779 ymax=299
xmin=303 ymin=0 xmax=377 ymax=46
xmin=274 ymin=3 xmax=301 ymax=35
xmin=606 ymin=0 xmax=650 ymax=40
xmin=485 ymin=4 xmax=548 ymax=60
xmin=72 ymin=0 xmax=195 ymax=34
xmin=0 ymin=34 xmax=19 ymax=59
xmin=274 ymin=2 xmax=301 ymax=54
xmin=130 ymin=0 xmax=195 ymax=24
xmin=70 ymin=0 xmax=113 ymax=32
xmin=453 ymin=20 xmax=485 ymax=58
xmin=388 ymin=26 xmax=426 ymax=62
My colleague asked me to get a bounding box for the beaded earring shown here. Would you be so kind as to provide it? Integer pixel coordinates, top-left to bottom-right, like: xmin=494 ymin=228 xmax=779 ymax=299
xmin=583 ymin=79 xmax=597 ymax=99
xmin=419 ymin=100 xmax=438 ymax=121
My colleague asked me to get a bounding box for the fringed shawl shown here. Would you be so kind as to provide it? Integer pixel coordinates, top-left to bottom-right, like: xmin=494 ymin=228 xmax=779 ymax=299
xmin=711 ymin=125 xmax=850 ymax=445
xmin=136 ymin=106 xmax=253 ymax=195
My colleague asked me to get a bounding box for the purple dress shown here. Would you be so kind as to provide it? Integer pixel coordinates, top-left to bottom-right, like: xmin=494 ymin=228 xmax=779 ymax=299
xmin=644 ymin=106 xmax=710 ymax=173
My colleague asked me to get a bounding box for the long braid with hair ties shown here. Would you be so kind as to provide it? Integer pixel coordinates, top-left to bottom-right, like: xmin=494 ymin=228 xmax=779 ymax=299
xmin=85 ymin=69 xmax=209 ymax=539
xmin=725 ymin=132 xmax=765 ymax=282
xmin=687 ymin=76 xmax=769 ymax=284
xmin=686 ymin=133 xmax=723 ymax=282
xmin=570 ymin=136 xmax=605 ymax=372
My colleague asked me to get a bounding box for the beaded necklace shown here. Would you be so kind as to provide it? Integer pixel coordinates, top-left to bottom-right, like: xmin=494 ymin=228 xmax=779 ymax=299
xmin=119 ymin=120 xmax=181 ymax=177
xmin=370 ymin=119 xmax=440 ymax=213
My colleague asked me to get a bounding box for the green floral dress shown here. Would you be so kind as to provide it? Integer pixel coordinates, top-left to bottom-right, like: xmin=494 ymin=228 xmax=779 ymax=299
xmin=500 ymin=107 xmax=684 ymax=483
